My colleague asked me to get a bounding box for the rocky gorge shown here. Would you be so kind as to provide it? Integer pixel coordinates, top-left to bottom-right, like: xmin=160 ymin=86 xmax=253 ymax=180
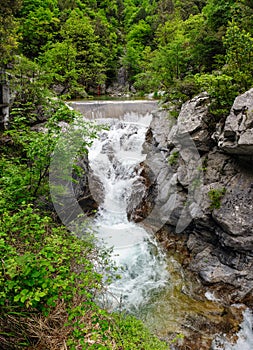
xmin=131 ymin=89 xmax=253 ymax=306
xmin=70 ymin=90 xmax=253 ymax=349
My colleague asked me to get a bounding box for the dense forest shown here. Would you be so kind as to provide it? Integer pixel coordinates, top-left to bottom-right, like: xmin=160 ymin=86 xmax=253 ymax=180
xmin=1 ymin=0 xmax=253 ymax=349
xmin=2 ymin=0 xmax=253 ymax=104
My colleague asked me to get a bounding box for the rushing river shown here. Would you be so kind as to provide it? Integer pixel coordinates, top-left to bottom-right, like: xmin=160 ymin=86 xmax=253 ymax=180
xmin=88 ymin=112 xmax=169 ymax=312
xmin=69 ymin=100 xmax=253 ymax=349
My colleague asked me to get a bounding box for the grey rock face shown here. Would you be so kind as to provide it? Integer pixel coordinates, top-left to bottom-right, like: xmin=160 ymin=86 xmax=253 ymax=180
xmin=213 ymin=172 xmax=253 ymax=252
xmin=72 ymin=156 xmax=99 ymax=214
xmin=135 ymin=90 xmax=253 ymax=302
xmin=171 ymin=92 xmax=213 ymax=152
xmin=218 ymin=88 xmax=253 ymax=155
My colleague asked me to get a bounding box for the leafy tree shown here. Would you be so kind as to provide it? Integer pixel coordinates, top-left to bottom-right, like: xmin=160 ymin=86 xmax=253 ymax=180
xmin=174 ymin=0 xmax=206 ymax=20
xmin=183 ymin=13 xmax=222 ymax=72
xmin=123 ymin=19 xmax=153 ymax=83
xmin=38 ymin=40 xmax=78 ymax=96
xmin=19 ymin=0 xmax=59 ymax=16
xmin=202 ymin=0 xmax=235 ymax=33
xmin=244 ymin=0 xmax=253 ymax=8
xmin=61 ymin=8 xmax=106 ymax=90
xmin=152 ymin=17 xmax=189 ymax=86
xmin=58 ymin=0 xmax=77 ymax=11
xmin=9 ymin=55 xmax=50 ymax=120
xmin=223 ymin=20 xmax=253 ymax=90
xmin=194 ymin=72 xmax=236 ymax=118
xmin=91 ymin=9 xmax=120 ymax=87
xmin=133 ymin=46 xmax=160 ymax=92
xmin=0 ymin=0 xmax=22 ymax=66
xmin=19 ymin=6 xmax=60 ymax=58
xmin=156 ymin=0 xmax=174 ymax=23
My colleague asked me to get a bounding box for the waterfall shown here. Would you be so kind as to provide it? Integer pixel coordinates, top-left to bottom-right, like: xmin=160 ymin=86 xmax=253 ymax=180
xmin=88 ymin=111 xmax=168 ymax=312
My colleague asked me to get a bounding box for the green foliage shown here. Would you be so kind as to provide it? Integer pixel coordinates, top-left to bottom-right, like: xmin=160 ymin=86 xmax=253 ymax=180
xmin=1 ymin=62 xmax=98 ymax=209
xmin=0 ymin=0 xmax=22 ymax=65
xmin=168 ymin=151 xmax=179 ymax=165
xmin=223 ymin=20 xmax=253 ymax=91
xmin=65 ymin=310 xmax=169 ymax=349
xmin=18 ymin=0 xmax=59 ymax=17
xmin=19 ymin=6 xmax=60 ymax=59
xmin=0 ymin=204 xmax=169 ymax=348
xmin=174 ymin=0 xmax=206 ymax=20
xmin=109 ymin=313 xmax=169 ymax=350
xmin=9 ymin=55 xmax=51 ymax=116
xmin=194 ymin=18 xmax=253 ymax=119
xmin=2 ymin=113 xmax=98 ymax=208
xmin=0 ymin=4 xmax=186 ymax=348
xmin=0 ymin=205 xmax=100 ymax=311
xmin=12 ymin=0 xmax=120 ymax=96
xmin=183 ymin=13 xmax=222 ymax=72
xmin=202 ymin=0 xmax=235 ymax=32
xmin=155 ymin=17 xmax=188 ymax=84
xmin=38 ymin=40 xmax=79 ymax=96
xmin=208 ymin=187 xmax=226 ymax=209
xmin=0 ymin=158 xmax=34 ymax=211
xmin=2 ymin=0 xmax=252 ymax=101
xmin=5 ymin=2 xmax=252 ymax=348
xmin=194 ymin=72 xmax=236 ymax=118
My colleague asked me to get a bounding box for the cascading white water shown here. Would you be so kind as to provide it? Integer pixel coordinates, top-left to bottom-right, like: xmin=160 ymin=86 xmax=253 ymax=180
xmin=88 ymin=112 xmax=168 ymax=312
xmin=212 ymin=309 xmax=253 ymax=350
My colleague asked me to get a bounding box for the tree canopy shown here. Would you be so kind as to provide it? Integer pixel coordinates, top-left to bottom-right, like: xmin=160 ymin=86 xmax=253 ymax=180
xmin=1 ymin=0 xmax=252 ymax=103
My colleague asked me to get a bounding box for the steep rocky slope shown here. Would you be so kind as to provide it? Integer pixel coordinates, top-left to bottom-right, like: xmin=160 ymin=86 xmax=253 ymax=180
xmin=129 ymin=89 xmax=253 ymax=305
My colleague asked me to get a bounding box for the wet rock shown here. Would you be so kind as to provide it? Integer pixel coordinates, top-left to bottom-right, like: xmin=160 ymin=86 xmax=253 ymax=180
xmin=127 ymin=162 xmax=157 ymax=222
xmin=190 ymin=246 xmax=241 ymax=285
xmin=72 ymin=156 xmax=100 ymax=214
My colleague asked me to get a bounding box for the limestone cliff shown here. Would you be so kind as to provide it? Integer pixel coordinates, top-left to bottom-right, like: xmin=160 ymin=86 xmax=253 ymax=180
xmin=129 ymin=90 xmax=253 ymax=304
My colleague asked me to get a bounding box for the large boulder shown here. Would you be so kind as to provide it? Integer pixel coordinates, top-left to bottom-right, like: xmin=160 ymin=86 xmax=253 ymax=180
xmin=169 ymin=92 xmax=213 ymax=152
xmin=218 ymin=88 xmax=253 ymax=155
xmin=212 ymin=172 xmax=253 ymax=253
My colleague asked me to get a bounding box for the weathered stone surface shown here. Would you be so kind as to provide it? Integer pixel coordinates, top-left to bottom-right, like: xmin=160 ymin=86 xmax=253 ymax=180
xmin=218 ymin=88 xmax=253 ymax=154
xmin=190 ymin=246 xmax=241 ymax=284
xmin=148 ymin=109 xmax=173 ymax=149
xmin=133 ymin=89 xmax=253 ymax=303
xmin=204 ymin=150 xmax=238 ymax=184
xmin=177 ymin=92 xmax=210 ymax=134
xmin=169 ymin=92 xmax=213 ymax=152
xmin=72 ymin=156 xmax=100 ymax=214
xmin=212 ymin=172 xmax=253 ymax=252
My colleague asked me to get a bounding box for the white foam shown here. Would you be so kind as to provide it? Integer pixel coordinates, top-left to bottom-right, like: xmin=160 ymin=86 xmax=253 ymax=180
xmin=88 ymin=113 xmax=168 ymax=311
xmin=212 ymin=309 xmax=253 ymax=350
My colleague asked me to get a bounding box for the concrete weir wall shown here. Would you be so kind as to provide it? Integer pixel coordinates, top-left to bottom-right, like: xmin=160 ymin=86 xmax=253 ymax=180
xmin=68 ymin=100 xmax=158 ymax=120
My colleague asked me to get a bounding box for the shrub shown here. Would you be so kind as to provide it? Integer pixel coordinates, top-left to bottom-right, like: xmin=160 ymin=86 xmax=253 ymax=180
xmin=208 ymin=187 xmax=226 ymax=209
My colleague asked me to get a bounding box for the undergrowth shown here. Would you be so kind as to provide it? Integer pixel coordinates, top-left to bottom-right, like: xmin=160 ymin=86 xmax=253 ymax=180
xmin=0 ymin=206 xmax=168 ymax=349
